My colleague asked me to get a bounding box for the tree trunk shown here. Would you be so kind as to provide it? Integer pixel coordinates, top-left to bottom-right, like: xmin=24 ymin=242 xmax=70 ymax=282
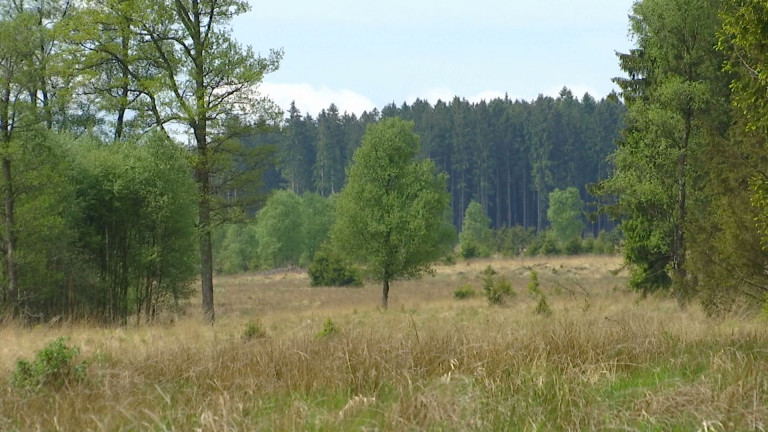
xmin=381 ymin=279 xmax=390 ymax=310
xmin=673 ymin=109 xmax=691 ymax=305
xmin=1 ymin=157 xmax=18 ymax=315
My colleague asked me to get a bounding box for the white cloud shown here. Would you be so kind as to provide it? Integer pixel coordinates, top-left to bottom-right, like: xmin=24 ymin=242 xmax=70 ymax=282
xmin=260 ymin=82 xmax=376 ymax=117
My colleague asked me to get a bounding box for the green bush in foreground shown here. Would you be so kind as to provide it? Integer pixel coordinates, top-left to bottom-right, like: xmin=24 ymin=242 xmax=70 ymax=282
xmin=13 ymin=338 xmax=87 ymax=389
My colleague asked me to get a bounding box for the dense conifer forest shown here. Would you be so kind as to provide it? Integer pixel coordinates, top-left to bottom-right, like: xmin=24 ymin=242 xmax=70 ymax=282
xmin=260 ymin=90 xmax=625 ymax=233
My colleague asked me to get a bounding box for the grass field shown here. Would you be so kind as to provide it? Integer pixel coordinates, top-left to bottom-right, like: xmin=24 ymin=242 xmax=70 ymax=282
xmin=1 ymin=255 xmax=767 ymax=431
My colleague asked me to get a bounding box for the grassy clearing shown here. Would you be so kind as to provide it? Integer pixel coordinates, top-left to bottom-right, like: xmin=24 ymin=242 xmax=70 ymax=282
xmin=1 ymin=256 xmax=767 ymax=431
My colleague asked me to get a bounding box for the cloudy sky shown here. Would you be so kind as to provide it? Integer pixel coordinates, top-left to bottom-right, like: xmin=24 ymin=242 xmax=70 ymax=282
xmin=232 ymin=0 xmax=636 ymax=116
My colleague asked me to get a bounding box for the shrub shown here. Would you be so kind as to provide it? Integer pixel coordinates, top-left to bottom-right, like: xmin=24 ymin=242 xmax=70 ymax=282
xmin=482 ymin=266 xmax=515 ymax=305
xmin=460 ymin=241 xmax=479 ymax=259
xmin=242 ymin=319 xmax=267 ymax=340
xmin=317 ymin=318 xmax=339 ymax=339
xmin=535 ymin=293 xmax=552 ymax=316
xmin=527 ymin=270 xmax=540 ymax=295
xmin=454 ymin=284 xmax=476 ymax=300
xmin=13 ymin=338 xmax=87 ymax=390
xmin=539 ymin=235 xmax=560 ymax=255
xmin=308 ymin=249 xmax=362 ymax=287
xmin=527 ymin=270 xmax=551 ymax=316
xmin=564 ymin=237 xmax=582 ymax=255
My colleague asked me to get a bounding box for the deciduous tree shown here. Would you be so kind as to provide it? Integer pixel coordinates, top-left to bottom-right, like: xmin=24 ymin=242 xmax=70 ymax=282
xmin=332 ymin=118 xmax=451 ymax=309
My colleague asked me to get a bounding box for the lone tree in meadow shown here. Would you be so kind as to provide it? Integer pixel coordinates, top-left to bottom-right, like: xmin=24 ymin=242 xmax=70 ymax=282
xmin=332 ymin=118 xmax=451 ymax=309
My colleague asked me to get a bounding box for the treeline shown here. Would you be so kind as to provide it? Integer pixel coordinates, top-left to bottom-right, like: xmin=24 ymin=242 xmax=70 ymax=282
xmin=595 ymin=0 xmax=768 ymax=313
xmin=266 ymin=90 xmax=625 ymax=233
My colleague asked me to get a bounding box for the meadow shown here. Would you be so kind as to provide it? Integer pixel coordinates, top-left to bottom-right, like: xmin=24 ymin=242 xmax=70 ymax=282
xmin=1 ymin=255 xmax=767 ymax=431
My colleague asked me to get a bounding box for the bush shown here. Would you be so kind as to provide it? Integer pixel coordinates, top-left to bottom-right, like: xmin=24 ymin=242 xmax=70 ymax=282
xmin=454 ymin=284 xmax=476 ymax=300
xmin=527 ymin=270 xmax=551 ymax=316
xmin=564 ymin=237 xmax=582 ymax=255
xmin=317 ymin=318 xmax=339 ymax=339
xmin=13 ymin=338 xmax=87 ymax=390
xmin=482 ymin=266 xmax=515 ymax=305
xmin=539 ymin=235 xmax=560 ymax=255
xmin=495 ymin=225 xmax=536 ymax=257
xmin=308 ymin=249 xmax=362 ymax=287
xmin=242 ymin=319 xmax=267 ymax=340
xmin=460 ymin=241 xmax=480 ymax=259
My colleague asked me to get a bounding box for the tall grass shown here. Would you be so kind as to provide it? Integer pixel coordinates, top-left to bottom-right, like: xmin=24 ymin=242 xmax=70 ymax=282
xmin=1 ymin=256 xmax=766 ymax=431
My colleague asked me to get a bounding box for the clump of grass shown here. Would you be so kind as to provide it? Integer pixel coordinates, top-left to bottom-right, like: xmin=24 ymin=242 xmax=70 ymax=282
xmin=242 ymin=319 xmax=267 ymax=341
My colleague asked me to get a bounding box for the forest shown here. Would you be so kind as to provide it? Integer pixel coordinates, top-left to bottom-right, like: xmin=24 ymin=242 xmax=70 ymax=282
xmin=1 ymin=0 xmax=768 ymax=323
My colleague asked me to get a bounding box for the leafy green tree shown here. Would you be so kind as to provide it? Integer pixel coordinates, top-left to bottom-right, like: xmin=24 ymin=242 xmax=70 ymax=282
xmin=332 ymin=118 xmax=451 ymax=309
xmin=254 ymin=190 xmax=304 ymax=269
xmin=459 ymin=200 xmax=492 ymax=258
xmin=71 ymin=132 xmax=198 ymax=322
xmin=131 ymin=0 xmax=283 ymax=322
xmin=547 ymin=187 xmax=585 ymax=242
xmin=596 ymin=0 xmax=728 ymax=297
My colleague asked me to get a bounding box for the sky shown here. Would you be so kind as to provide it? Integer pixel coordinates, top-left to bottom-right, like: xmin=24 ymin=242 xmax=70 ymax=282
xmin=232 ymin=0 xmax=637 ymax=117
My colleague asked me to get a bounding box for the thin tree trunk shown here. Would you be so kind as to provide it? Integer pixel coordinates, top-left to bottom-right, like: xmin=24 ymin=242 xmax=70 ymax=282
xmin=2 ymin=157 xmax=18 ymax=314
xmin=673 ymin=109 xmax=691 ymax=305
xmin=381 ymin=279 xmax=390 ymax=310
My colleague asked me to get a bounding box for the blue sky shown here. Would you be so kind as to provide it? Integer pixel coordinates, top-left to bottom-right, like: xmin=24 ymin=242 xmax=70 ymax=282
xmin=233 ymin=0 xmax=636 ymax=116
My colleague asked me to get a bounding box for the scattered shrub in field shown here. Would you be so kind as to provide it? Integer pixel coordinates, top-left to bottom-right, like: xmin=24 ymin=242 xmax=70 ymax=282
xmin=454 ymin=284 xmax=476 ymax=300
xmin=317 ymin=318 xmax=339 ymax=339
xmin=308 ymin=248 xmax=362 ymax=287
xmin=527 ymin=270 xmax=551 ymax=316
xmin=13 ymin=338 xmax=87 ymax=389
xmin=527 ymin=270 xmax=540 ymax=295
xmin=482 ymin=266 xmax=515 ymax=305
xmin=242 ymin=319 xmax=267 ymax=340
xmin=535 ymin=292 xmax=552 ymax=316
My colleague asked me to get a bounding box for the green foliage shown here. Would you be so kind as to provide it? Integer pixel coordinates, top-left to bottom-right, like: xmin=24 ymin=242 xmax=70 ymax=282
xmin=254 ymin=190 xmax=306 ymax=269
xmin=331 ymin=118 xmax=451 ymax=308
xmin=481 ymin=266 xmax=515 ymax=305
xmin=13 ymin=338 xmax=87 ymax=390
xmin=547 ymin=188 xmax=585 ymax=242
xmin=214 ymin=192 xmax=336 ymax=273
xmin=535 ymin=293 xmax=552 ymax=317
xmin=460 ymin=201 xmax=493 ymax=258
xmin=525 ymin=270 xmax=551 ymax=316
xmin=453 ymin=284 xmax=476 ymax=300
xmin=539 ymin=233 xmax=561 ymax=256
xmin=527 ymin=270 xmax=540 ymax=296
xmin=214 ymin=224 xmax=260 ymax=274
xmin=308 ymin=248 xmax=362 ymax=287
xmin=71 ymin=132 xmax=198 ymax=321
xmin=594 ymin=0 xmax=728 ymax=297
xmin=564 ymin=237 xmax=583 ymax=255
xmin=242 ymin=319 xmax=268 ymax=341
xmin=317 ymin=318 xmax=339 ymax=339
xmin=495 ymin=225 xmax=536 ymax=257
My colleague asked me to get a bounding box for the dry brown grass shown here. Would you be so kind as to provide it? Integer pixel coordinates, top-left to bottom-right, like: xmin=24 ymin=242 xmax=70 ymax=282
xmin=1 ymin=255 xmax=767 ymax=431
